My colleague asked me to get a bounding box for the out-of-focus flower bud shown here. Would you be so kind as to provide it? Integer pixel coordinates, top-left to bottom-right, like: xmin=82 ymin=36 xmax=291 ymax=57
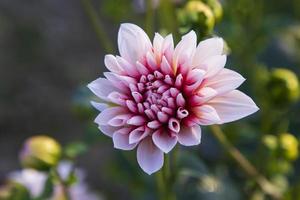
xmin=279 ymin=133 xmax=299 ymax=161
xmin=0 ymin=182 xmax=30 ymax=200
xmin=262 ymin=134 xmax=278 ymax=151
xmin=178 ymin=0 xmax=215 ymax=37
xmin=204 ymin=0 xmax=222 ymax=23
xmin=20 ymin=135 xmax=62 ymax=171
xmin=266 ymin=68 xmax=299 ymax=107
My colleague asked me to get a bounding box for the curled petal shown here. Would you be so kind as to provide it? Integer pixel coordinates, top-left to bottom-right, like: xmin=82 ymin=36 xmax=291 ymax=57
xmin=208 ymin=90 xmax=259 ymax=124
xmin=178 ymin=125 xmax=201 ymax=146
xmin=108 ymin=114 xmax=133 ymax=126
xmin=129 ymin=126 xmax=151 ymax=144
xmin=127 ymin=115 xmax=146 ymax=126
xmin=108 ymin=92 xmax=127 ymax=105
xmin=137 ymin=137 xmax=164 ymax=175
xmin=177 ymin=107 xmax=189 ymax=119
xmin=168 ymin=118 xmax=180 ymax=133
xmin=152 ymin=129 xmax=177 ymax=153
xmin=113 ymin=128 xmax=137 ymax=150
xmin=94 ymin=106 xmax=127 ymax=126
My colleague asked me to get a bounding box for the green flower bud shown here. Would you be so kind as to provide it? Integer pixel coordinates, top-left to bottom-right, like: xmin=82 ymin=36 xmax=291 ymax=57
xmin=204 ymin=0 xmax=223 ymax=23
xmin=262 ymin=134 xmax=278 ymax=151
xmin=279 ymin=133 xmax=299 ymax=161
xmin=266 ymin=68 xmax=299 ymax=107
xmin=0 ymin=182 xmax=30 ymax=200
xmin=178 ymin=0 xmax=215 ymax=37
xmin=20 ymin=135 xmax=62 ymax=171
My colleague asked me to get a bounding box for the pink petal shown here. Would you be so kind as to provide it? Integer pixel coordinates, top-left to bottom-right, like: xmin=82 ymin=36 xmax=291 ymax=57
xmin=94 ymin=106 xmax=127 ymax=125
xmin=161 ymin=56 xmax=173 ymax=75
xmin=152 ymin=129 xmax=177 ymax=153
xmin=90 ymin=101 xmax=108 ymax=112
xmin=176 ymin=93 xmax=186 ymax=107
xmin=98 ymin=125 xmax=119 ymax=137
xmin=208 ymin=90 xmax=259 ymax=124
xmin=113 ymin=127 xmax=137 ymax=150
xmin=204 ymin=68 xmax=245 ymax=95
xmin=201 ymin=55 xmax=227 ymax=78
xmin=108 ymin=114 xmax=133 ymax=126
xmin=129 ymin=126 xmax=150 ymax=144
xmin=104 ymin=72 xmax=137 ymax=89
xmin=193 ymin=105 xmax=221 ymax=125
xmin=177 ymin=107 xmax=189 ymax=119
xmin=127 ymin=115 xmax=146 ymax=126
xmin=168 ymin=118 xmax=180 ymax=133
xmin=162 ymin=34 xmax=174 ymax=63
xmin=118 ymin=23 xmax=152 ymax=64
xmin=116 ymin=56 xmax=139 ymax=77
xmin=107 ymin=91 xmax=127 ymax=105
xmin=137 ymin=137 xmax=164 ymax=175
xmin=193 ymin=37 xmax=223 ymax=67
xmin=178 ymin=125 xmax=201 ymax=146
xmin=153 ymin=33 xmax=164 ymax=58
xmin=88 ymin=78 xmax=119 ymax=101
xmin=104 ymin=55 xmax=124 ymax=74
xmin=173 ymin=31 xmax=197 ymax=70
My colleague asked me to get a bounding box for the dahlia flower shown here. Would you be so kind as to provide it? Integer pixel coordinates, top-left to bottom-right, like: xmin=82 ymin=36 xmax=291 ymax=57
xmin=88 ymin=23 xmax=259 ymax=174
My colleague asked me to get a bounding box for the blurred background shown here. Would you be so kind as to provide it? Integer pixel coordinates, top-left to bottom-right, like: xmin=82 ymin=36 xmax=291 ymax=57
xmin=0 ymin=0 xmax=300 ymax=199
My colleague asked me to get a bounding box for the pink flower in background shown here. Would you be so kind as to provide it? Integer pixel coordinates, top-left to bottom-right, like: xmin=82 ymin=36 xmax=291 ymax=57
xmin=88 ymin=23 xmax=259 ymax=174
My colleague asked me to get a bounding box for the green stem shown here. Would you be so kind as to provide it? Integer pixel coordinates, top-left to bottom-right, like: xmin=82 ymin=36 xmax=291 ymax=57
xmin=53 ymin=169 xmax=70 ymax=200
xmin=210 ymin=125 xmax=282 ymax=200
xmin=155 ymin=154 xmax=176 ymax=200
xmin=80 ymin=0 xmax=114 ymax=53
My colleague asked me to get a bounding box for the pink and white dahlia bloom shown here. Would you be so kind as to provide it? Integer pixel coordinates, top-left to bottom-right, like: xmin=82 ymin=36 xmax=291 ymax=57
xmin=88 ymin=23 xmax=259 ymax=174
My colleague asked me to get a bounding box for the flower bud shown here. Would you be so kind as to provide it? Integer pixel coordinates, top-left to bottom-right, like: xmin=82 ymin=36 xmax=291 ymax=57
xmin=279 ymin=133 xmax=299 ymax=161
xmin=205 ymin=0 xmax=223 ymax=23
xmin=0 ymin=182 xmax=30 ymax=199
xmin=262 ymin=134 xmax=278 ymax=151
xmin=20 ymin=135 xmax=62 ymax=171
xmin=178 ymin=0 xmax=215 ymax=37
xmin=266 ymin=68 xmax=299 ymax=107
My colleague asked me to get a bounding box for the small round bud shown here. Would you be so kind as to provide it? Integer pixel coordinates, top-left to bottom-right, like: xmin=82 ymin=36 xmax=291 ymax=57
xmin=279 ymin=133 xmax=299 ymax=161
xmin=205 ymin=0 xmax=223 ymax=23
xmin=20 ymin=135 xmax=62 ymax=171
xmin=262 ymin=134 xmax=278 ymax=151
xmin=178 ymin=0 xmax=215 ymax=37
xmin=266 ymin=68 xmax=299 ymax=107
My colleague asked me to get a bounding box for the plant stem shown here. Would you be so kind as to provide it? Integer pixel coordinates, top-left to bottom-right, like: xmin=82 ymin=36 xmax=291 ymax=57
xmin=210 ymin=125 xmax=282 ymax=200
xmin=156 ymin=154 xmax=177 ymax=200
xmin=80 ymin=0 xmax=114 ymax=53
xmin=53 ymin=168 xmax=70 ymax=200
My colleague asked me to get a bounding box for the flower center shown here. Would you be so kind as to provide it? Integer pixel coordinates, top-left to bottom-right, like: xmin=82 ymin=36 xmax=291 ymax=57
xmin=127 ymin=70 xmax=189 ymax=133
